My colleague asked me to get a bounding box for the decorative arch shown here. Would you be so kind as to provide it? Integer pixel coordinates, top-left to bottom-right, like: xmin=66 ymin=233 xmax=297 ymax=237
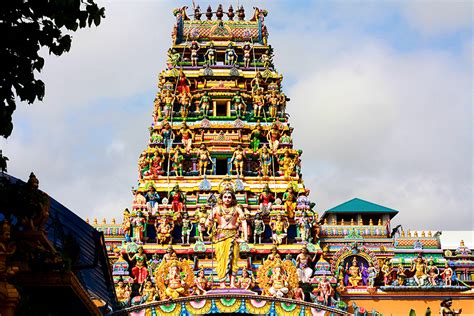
xmin=331 ymin=244 xmax=379 ymax=273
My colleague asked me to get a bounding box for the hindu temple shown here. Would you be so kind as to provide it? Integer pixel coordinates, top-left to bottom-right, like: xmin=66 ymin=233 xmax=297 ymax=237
xmin=89 ymin=5 xmax=473 ymax=316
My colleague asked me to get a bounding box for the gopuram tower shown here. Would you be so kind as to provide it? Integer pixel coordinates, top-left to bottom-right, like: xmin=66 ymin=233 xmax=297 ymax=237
xmin=92 ymin=5 xmax=474 ymax=316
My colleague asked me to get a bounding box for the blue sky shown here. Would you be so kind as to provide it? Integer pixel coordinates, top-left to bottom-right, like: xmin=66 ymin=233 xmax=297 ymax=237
xmin=2 ymin=0 xmax=472 ymax=231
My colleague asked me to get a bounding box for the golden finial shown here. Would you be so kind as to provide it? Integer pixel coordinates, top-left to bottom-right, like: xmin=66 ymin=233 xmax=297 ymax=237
xmin=377 ymin=219 xmax=382 ymax=226
xmin=86 ymin=218 xmax=89 ymax=224
xmin=102 ymin=218 xmax=107 ymax=225
xmin=369 ymin=218 xmax=373 ymax=226
xmin=112 ymin=218 xmax=116 ymax=224
xmin=421 ymin=231 xmax=426 ymax=237
xmin=350 ymin=218 xmax=354 ymax=226
xmin=428 ymin=231 xmax=432 ymax=237
xmin=93 ymin=218 xmax=98 ymax=225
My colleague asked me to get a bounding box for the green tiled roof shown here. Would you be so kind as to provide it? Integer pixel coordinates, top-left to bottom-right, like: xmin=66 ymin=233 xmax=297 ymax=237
xmin=324 ymin=198 xmax=398 ymax=215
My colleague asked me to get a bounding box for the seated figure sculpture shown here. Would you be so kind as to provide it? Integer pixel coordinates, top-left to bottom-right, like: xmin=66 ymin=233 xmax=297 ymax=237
xmin=346 ymin=257 xmax=363 ymax=287
xmin=268 ymin=262 xmax=289 ymax=298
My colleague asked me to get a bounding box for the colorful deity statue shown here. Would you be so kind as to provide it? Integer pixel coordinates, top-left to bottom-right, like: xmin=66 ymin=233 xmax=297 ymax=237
xmin=381 ymin=259 xmax=393 ymax=286
xmin=279 ymin=149 xmax=296 ymax=179
xmin=250 ymin=71 xmax=263 ymax=92
xmin=252 ymin=88 xmax=265 ymax=117
xmin=132 ymin=211 xmax=146 ymax=243
xmin=204 ymin=42 xmax=216 ymax=66
xmin=335 ymin=262 xmax=345 ymax=287
xmin=253 ymin=212 xmax=265 ymax=244
xmin=296 ymin=188 xmax=311 ymax=211
xmin=190 ymin=41 xmax=200 ymax=67
xmin=163 ymin=261 xmax=187 ymax=299
xmin=147 ymin=253 xmax=160 ymax=276
xmin=411 ymin=254 xmax=428 ymax=286
xmin=146 ymin=186 xmax=160 ymax=215
xmin=132 ymin=189 xmax=147 ymax=212
xmin=317 ymin=275 xmax=332 ymax=306
xmin=171 ymin=145 xmax=184 ymax=176
xmin=271 ymin=214 xmax=289 ymax=245
xmin=129 ymin=246 xmax=148 ymax=284
xmin=194 ymin=268 xmax=210 ymax=295
xmin=197 ymin=144 xmax=213 ymax=176
xmin=231 ymin=91 xmax=247 ymax=118
xmin=259 ymin=184 xmax=274 ymax=215
xmin=258 ymin=145 xmax=272 ymax=177
xmin=122 ymin=208 xmax=132 ymax=242
xmin=152 ymin=93 xmax=162 ymax=122
xmin=440 ymin=262 xmax=454 ymax=286
xmin=178 ymin=121 xmax=194 ymax=153
xmin=177 ymin=69 xmax=191 ymax=95
xmin=268 ymin=262 xmax=289 ymax=298
xmin=267 ymin=123 xmax=281 ymax=153
xmin=230 ymin=144 xmax=246 ymax=176
xmin=115 ymin=278 xmax=131 ymax=307
xmin=195 ymin=206 xmax=208 ymax=242
xmin=267 ymin=245 xmax=281 ymax=262
xmin=367 ymin=262 xmax=378 ymax=287
xmin=167 ymin=48 xmax=181 ymax=68
xmin=161 ymin=90 xmax=175 ymax=120
xmin=396 ymin=263 xmax=406 ymax=286
xmin=296 ymin=247 xmax=316 ymax=283
xmin=427 ymin=258 xmax=439 ymax=286
xmin=198 ymin=91 xmax=212 ymax=117
xmin=283 ymin=186 xmax=297 ymax=219
xmin=299 ymin=212 xmax=314 ymax=243
xmin=237 ymin=269 xmax=255 ymax=291
xmin=181 ymin=211 xmax=192 ymax=245
xmin=161 ymin=121 xmax=175 ymax=152
xmin=266 ymin=90 xmax=280 ymax=119
xmin=242 ymin=42 xmax=253 ymax=68
xmin=177 ymin=90 xmax=192 ymax=118
xmin=205 ymin=187 xmax=245 ymax=288
xmin=162 ymin=245 xmax=178 ymax=263
xmin=279 ymin=92 xmax=289 ymax=118
xmin=249 ymin=121 xmax=263 ymax=152
xmin=225 ymin=42 xmax=237 ymax=65
xmin=170 ymin=184 xmax=186 ymax=215
xmin=150 ymin=149 xmax=165 ymax=177
xmin=155 ymin=216 xmax=174 ymax=245
xmin=140 ymin=279 xmax=158 ymax=303
xmin=260 ymin=49 xmax=272 ymax=69
xmin=346 ymin=257 xmax=363 ymax=287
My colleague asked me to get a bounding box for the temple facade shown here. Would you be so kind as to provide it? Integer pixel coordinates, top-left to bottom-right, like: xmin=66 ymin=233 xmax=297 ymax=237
xmin=92 ymin=5 xmax=473 ymax=316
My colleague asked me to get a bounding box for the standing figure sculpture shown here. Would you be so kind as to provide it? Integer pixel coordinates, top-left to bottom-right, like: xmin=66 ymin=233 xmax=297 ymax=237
xmin=258 ymin=145 xmax=272 ymax=177
xmin=267 ymin=123 xmax=281 ymax=153
xmin=128 ymin=246 xmax=148 ymax=284
xmin=198 ymin=91 xmax=212 ymax=117
xmin=282 ymin=186 xmax=297 ymax=219
xmin=252 ymin=88 xmax=265 ymax=118
xmin=367 ymin=262 xmax=378 ymax=287
xmin=155 ymin=216 xmax=174 ymax=245
xmin=253 ymin=212 xmax=265 ymax=244
xmin=197 ymin=144 xmax=213 ymax=176
xmin=259 ymin=184 xmax=274 ymax=215
xmin=170 ymin=184 xmax=186 ymax=216
xmin=161 ymin=122 xmax=175 ymax=152
xmin=271 ymin=214 xmax=289 ymax=245
xmin=243 ymin=42 xmax=253 ymax=68
xmin=231 ymin=91 xmax=247 ymax=118
xmin=146 ymin=186 xmax=160 ymax=215
xmin=171 ymin=145 xmax=184 ymax=176
xmin=295 ymin=247 xmax=315 ymax=283
xmin=225 ymin=42 xmax=237 ymax=65
xmin=204 ymin=42 xmax=216 ymax=66
xmin=178 ymin=122 xmax=194 ymax=153
xmin=230 ymin=144 xmax=246 ymax=176
xmin=266 ymin=90 xmax=280 ymax=119
xmin=317 ymin=276 xmax=332 ymax=306
xmin=205 ymin=187 xmax=245 ymax=288
xmin=181 ymin=211 xmax=192 ymax=245
xmin=440 ymin=263 xmax=454 ymax=286
xmin=299 ymin=212 xmax=314 ymax=243
xmin=177 ymin=90 xmax=192 ymax=119
xmin=249 ymin=121 xmax=263 ymax=152
xmin=190 ymin=41 xmax=200 ymax=67
xmin=161 ymin=90 xmax=175 ymax=120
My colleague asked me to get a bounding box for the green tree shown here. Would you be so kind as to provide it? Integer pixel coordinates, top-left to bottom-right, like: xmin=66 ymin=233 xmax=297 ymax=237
xmin=0 ymin=0 xmax=105 ymax=170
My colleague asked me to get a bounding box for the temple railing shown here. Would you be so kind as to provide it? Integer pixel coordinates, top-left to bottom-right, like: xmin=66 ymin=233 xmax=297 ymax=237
xmin=109 ymin=293 xmax=351 ymax=315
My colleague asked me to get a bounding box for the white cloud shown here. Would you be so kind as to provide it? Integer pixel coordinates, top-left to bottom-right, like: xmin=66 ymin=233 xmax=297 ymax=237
xmin=400 ymin=0 xmax=473 ymax=36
